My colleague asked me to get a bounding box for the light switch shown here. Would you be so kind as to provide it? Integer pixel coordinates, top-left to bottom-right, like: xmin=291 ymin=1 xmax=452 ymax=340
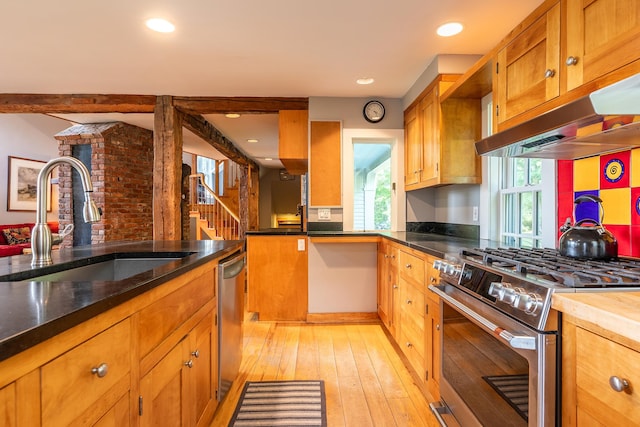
xmin=318 ymin=208 xmax=331 ymax=221
xmin=297 ymin=239 xmax=306 ymax=251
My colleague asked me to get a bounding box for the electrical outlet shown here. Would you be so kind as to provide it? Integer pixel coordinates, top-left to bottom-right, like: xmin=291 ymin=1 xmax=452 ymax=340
xmin=297 ymin=239 xmax=306 ymax=251
xmin=318 ymin=208 xmax=331 ymax=221
xmin=472 ymin=206 xmax=479 ymax=222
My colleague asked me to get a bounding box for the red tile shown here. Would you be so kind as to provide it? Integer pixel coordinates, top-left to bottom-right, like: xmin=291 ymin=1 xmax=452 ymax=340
xmin=631 ymin=226 xmax=640 ymax=257
xmin=600 ymin=150 xmax=630 ymax=189
xmin=605 ymin=225 xmax=631 ymax=257
xmin=557 ymin=160 xmax=573 ymax=193
xmin=632 ymin=187 xmax=640 ymax=226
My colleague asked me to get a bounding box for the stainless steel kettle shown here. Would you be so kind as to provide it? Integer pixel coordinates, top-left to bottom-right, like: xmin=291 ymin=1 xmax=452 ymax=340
xmin=558 ymin=195 xmax=618 ymax=260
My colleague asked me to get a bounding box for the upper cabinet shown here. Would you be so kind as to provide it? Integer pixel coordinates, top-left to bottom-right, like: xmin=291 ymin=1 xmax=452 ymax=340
xmin=279 ymin=110 xmax=309 ymax=175
xmin=495 ymin=2 xmax=560 ymax=125
xmin=310 ymin=121 xmax=342 ymax=207
xmin=404 ymin=75 xmax=482 ymax=191
xmin=443 ymin=0 xmax=640 ymax=135
xmin=564 ymin=0 xmax=640 ymax=92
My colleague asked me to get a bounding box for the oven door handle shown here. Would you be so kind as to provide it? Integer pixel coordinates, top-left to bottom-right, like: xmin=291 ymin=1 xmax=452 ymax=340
xmin=429 ymin=285 xmax=537 ymax=351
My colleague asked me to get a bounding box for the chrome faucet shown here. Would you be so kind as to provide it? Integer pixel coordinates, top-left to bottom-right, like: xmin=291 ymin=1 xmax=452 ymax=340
xmin=31 ymin=156 xmax=101 ymax=267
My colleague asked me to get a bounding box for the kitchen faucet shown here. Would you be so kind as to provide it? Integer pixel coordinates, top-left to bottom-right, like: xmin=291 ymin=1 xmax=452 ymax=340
xmin=31 ymin=156 xmax=101 ymax=267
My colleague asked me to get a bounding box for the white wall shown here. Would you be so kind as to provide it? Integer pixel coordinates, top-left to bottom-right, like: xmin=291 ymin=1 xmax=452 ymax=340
xmin=308 ymin=242 xmax=378 ymax=313
xmin=0 ymin=114 xmax=71 ymax=224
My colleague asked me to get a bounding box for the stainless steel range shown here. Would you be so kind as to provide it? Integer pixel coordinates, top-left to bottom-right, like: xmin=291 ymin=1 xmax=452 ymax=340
xmin=428 ymin=247 xmax=640 ymax=427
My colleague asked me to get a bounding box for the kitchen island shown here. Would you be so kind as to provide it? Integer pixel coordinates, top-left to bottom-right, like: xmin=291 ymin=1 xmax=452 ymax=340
xmin=0 ymin=239 xmax=243 ymax=426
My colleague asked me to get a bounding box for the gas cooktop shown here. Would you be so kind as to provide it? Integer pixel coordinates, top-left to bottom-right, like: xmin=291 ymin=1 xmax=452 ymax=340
xmin=461 ymin=247 xmax=640 ymax=288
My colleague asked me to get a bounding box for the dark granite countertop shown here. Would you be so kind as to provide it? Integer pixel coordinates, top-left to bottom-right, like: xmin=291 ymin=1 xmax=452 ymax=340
xmin=0 ymin=240 xmax=243 ymax=362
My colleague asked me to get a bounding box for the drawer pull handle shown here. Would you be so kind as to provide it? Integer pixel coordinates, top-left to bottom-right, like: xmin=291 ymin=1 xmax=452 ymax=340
xmin=393 ymin=285 xmax=399 ymax=289
xmin=91 ymin=363 xmax=108 ymax=378
xmin=191 ymin=349 xmax=200 ymax=358
xmin=609 ymin=376 xmax=630 ymax=393
xmin=406 ymin=299 xmax=413 ymax=305
xmin=544 ymin=69 xmax=556 ymax=78
xmin=406 ymin=264 xmax=412 ymax=269
xmin=184 ymin=359 xmax=194 ymax=368
xmin=430 ymin=276 xmax=437 ymax=284
xmin=406 ymin=342 xmax=412 ymax=348
xmin=566 ymin=56 xmax=579 ymax=66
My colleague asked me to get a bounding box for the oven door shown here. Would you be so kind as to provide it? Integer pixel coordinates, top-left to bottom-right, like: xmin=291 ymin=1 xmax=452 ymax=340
xmin=428 ymin=284 xmax=557 ymax=427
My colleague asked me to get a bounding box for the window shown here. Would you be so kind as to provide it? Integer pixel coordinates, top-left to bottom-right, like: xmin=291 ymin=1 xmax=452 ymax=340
xmin=353 ymin=143 xmax=391 ymax=231
xmin=196 ymin=156 xmax=216 ymax=189
xmin=500 ymin=158 xmax=544 ymax=248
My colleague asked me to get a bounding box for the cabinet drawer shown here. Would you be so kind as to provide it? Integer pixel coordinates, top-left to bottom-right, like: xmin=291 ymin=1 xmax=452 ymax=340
xmin=575 ymin=327 xmax=640 ymax=425
xmin=400 ymin=282 xmax=425 ymax=357
xmin=399 ymin=250 xmax=425 ymax=286
xmin=400 ymin=328 xmax=425 ymax=380
xmin=41 ymin=319 xmax=131 ymax=426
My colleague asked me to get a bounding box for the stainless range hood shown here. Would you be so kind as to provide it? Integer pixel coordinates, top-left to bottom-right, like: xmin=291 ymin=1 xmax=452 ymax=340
xmin=475 ymin=73 xmax=640 ymax=159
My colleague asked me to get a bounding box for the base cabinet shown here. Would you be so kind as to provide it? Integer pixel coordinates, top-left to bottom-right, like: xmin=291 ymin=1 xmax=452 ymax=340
xmin=0 ymin=258 xmax=224 ymax=427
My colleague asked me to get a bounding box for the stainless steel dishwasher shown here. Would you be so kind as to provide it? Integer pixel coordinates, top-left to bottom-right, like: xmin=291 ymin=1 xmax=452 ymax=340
xmin=218 ymin=250 xmax=246 ymax=402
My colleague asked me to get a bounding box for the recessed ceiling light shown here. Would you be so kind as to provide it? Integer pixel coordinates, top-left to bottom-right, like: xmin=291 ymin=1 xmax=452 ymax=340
xmin=437 ymin=22 xmax=463 ymax=37
xmin=264 ymin=157 xmax=273 ymax=161
xmin=225 ymin=113 xmax=241 ymax=119
xmin=356 ymin=78 xmax=375 ymax=85
xmin=145 ymin=18 xmax=175 ymax=33
xmin=247 ymin=139 xmax=258 ymax=143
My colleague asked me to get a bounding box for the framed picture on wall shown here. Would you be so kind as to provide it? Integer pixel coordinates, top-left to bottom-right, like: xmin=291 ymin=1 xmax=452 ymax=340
xmin=7 ymin=156 xmax=51 ymax=212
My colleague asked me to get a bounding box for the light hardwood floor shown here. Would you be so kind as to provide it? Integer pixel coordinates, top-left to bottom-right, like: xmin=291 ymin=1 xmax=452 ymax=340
xmin=210 ymin=320 xmax=441 ymax=426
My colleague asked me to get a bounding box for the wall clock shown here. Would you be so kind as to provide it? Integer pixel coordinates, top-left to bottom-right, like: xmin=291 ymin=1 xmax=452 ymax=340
xmin=363 ymin=100 xmax=385 ymax=123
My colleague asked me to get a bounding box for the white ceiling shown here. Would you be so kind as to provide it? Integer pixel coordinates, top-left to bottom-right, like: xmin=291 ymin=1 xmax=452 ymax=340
xmin=2 ymin=0 xmax=544 ymax=169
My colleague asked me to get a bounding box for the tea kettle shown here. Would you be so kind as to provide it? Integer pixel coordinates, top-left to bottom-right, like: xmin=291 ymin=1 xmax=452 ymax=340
xmin=558 ymin=195 xmax=617 ymax=260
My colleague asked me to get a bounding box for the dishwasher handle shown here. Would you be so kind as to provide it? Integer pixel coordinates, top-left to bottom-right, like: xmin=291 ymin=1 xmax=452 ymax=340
xmin=220 ymin=251 xmax=246 ymax=279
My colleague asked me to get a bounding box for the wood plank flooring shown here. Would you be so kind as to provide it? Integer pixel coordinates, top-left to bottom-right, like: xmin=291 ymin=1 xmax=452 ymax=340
xmin=210 ymin=321 xmax=441 ymax=426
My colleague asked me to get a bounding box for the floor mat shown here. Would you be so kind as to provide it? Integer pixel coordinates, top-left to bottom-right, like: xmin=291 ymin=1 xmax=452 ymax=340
xmin=229 ymin=380 xmax=327 ymax=427
xmin=482 ymin=374 xmax=529 ymax=421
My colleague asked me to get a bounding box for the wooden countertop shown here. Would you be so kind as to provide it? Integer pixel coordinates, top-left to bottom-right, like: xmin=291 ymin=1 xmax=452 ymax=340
xmin=552 ymin=292 xmax=640 ymax=346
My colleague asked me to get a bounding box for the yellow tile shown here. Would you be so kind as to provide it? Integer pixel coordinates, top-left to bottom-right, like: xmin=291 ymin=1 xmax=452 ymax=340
xmin=632 ymin=148 xmax=640 ymax=187
xmin=573 ymin=156 xmax=600 ymax=191
xmin=599 ymin=188 xmax=631 ymax=225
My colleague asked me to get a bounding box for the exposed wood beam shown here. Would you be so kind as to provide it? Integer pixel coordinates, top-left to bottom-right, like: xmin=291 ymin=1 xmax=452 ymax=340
xmin=153 ymin=95 xmax=183 ymax=241
xmin=0 ymin=94 xmax=156 ymax=113
xmin=179 ymin=110 xmax=260 ymax=170
xmin=173 ymin=96 xmax=308 ymax=114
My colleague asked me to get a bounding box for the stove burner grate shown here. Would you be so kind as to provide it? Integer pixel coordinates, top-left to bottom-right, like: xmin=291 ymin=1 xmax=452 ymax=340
xmin=461 ymin=248 xmax=640 ymax=287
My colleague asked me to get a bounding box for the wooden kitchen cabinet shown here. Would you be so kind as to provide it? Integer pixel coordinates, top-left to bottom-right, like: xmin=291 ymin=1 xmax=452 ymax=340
xmin=495 ymin=1 xmax=560 ymax=125
xmin=424 ymin=254 xmax=442 ymax=400
xmin=41 ymin=319 xmax=132 ymax=426
xmin=564 ymin=0 xmax=640 ymax=92
xmin=377 ymin=239 xmax=398 ymax=331
xmin=139 ymin=310 xmax=215 ymax=427
xmin=404 ymin=75 xmax=481 ymax=191
xmin=279 ymin=110 xmax=309 ymax=175
xmin=247 ymin=235 xmax=308 ymax=321
xmin=562 ymin=314 xmax=640 ymax=426
xmin=0 ymin=370 xmax=39 ymax=427
xmin=310 ymin=121 xmax=341 ymax=207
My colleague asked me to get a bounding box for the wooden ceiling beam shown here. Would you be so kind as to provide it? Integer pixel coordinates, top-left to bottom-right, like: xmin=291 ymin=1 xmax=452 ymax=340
xmin=0 ymin=94 xmax=157 ymax=113
xmin=179 ymin=110 xmax=260 ymax=170
xmin=173 ymin=96 xmax=308 ymax=114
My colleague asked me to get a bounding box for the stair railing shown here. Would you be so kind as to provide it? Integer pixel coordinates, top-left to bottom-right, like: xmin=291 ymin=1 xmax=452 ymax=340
xmin=188 ymin=173 xmax=240 ymax=240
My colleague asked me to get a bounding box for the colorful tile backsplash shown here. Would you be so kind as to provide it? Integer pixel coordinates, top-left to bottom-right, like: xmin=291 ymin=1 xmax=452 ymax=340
xmin=557 ymin=148 xmax=640 ymax=257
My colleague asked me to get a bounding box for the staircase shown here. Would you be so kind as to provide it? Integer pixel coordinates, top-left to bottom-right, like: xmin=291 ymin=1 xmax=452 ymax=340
xmin=189 ymin=171 xmax=240 ymax=240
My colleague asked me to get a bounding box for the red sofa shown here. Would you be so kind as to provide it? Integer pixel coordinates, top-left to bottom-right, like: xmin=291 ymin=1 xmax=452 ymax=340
xmin=0 ymin=223 xmax=59 ymax=257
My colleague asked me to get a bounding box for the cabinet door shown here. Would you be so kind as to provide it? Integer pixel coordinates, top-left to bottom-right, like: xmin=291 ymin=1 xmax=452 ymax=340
xmin=0 ymin=382 xmax=16 ymax=426
xmin=377 ymin=242 xmax=391 ymax=328
xmin=190 ymin=311 xmax=216 ymax=427
xmin=420 ymin=87 xmax=440 ymax=185
xmin=404 ymin=105 xmax=421 ymax=187
xmin=140 ymin=338 xmax=190 ymax=427
xmin=496 ymin=2 xmax=560 ymax=125
xmin=425 ymin=295 xmax=441 ymax=400
xmin=310 ymin=121 xmax=341 ymax=207
xmin=279 ymin=110 xmax=309 ymax=175
xmin=565 ymin=0 xmax=640 ymax=91
xmin=41 ymin=319 xmax=131 ymax=426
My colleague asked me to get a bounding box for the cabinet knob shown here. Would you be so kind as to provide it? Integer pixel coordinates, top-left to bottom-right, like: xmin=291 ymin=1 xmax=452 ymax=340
xmin=406 ymin=264 xmax=412 ymax=269
xmin=609 ymin=376 xmax=630 ymax=393
xmin=544 ymin=69 xmax=556 ymax=78
xmin=91 ymin=363 xmax=108 ymax=378
xmin=430 ymin=276 xmax=437 ymax=284
xmin=406 ymin=342 xmax=412 ymax=348
xmin=406 ymin=299 xmax=413 ymax=305
xmin=191 ymin=349 xmax=200 ymax=358
xmin=184 ymin=359 xmax=194 ymax=368
xmin=436 ymin=324 xmax=441 ymax=331
xmin=392 ymin=284 xmax=399 ymax=289
xmin=566 ymin=56 xmax=579 ymax=66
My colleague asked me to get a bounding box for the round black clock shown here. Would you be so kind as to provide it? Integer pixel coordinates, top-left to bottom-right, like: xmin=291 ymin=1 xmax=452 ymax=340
xmin=363 ymin=100 xmax=385 ymax=123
